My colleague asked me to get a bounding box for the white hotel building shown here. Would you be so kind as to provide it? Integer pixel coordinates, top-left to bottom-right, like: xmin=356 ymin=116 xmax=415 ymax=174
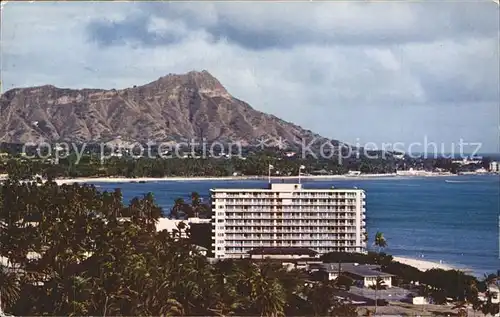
xmin=211 ymin=183 xmax=367 ymax=259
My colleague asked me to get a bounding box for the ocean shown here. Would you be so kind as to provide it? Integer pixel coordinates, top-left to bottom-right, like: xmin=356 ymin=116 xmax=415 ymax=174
xmin=92 ymin=175 xmax=500 ymax=277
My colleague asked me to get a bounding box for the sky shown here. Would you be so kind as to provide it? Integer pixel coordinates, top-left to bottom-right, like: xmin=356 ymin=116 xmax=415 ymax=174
xmin=1 ymin=1 xmax=499 ymax=153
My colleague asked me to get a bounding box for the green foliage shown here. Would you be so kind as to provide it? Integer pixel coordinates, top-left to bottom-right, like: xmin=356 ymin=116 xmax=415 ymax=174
xmin=320 ymin=251 xmax=393 ymax=266
xmin=169 ymin=192 xmax=211 ymax=219
xmin=374 ymin=231 xmax=387 ymax=252
xmin=0 ymin=147 xmax=398 ymax=179
xmin=336 ymin=274 xmax=354 ymax=290
xmin=420 ymin=269 xmax=479 ymax=301
xmin=304 ymin=280 xmax=357 ymax=316
xmin=383 ymin=261 xmax=422 ymax=285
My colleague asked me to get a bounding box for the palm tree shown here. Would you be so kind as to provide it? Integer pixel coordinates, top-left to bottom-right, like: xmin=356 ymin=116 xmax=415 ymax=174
xmin=306 ymin=280 xmax=336 ymax=316
xmin=172 ymin=221 xmax=188 ymax=239
xmin=190 ymin=192 xmax=201 ymax=218
xmin=235 ymin=261 xmax=286 ymax=316
xmin=0 ymin=269 xmax=20 ymax=313
xmin=170 ymin=198 xmax=186 ymax=219
xmin=465 ymin=280 xmax=481 ymax=316
xmin=374 ymin=231 xmax=387 ymax=253
xmin=162 ymin=299 xmax=185 ymax=316
xmin=209 ymin=259 xmax=245 ymax=316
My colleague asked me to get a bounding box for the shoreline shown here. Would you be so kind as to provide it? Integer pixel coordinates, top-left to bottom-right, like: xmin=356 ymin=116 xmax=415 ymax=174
xmin=29 ymin=173 xmax=470 ymax=185
xmin=392 ymin=256 xmax=462 ymax=272
xmin=2 ymin=172 xmax=497 ymax=186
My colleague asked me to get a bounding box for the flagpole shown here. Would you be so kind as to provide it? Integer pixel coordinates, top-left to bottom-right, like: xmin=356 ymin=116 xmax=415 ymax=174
xmin=298 ymin=166 xmax=301 ymax=184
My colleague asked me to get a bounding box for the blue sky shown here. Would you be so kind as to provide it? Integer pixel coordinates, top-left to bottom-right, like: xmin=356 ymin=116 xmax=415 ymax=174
xmin=1 ymin=1 xmax=499 ymax=153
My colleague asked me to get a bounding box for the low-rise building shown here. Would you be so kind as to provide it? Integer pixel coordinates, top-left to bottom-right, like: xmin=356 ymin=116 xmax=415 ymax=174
xmin=247 ymin=247 xmax=320 ymax=260
xmin=311 ymin=262 xmax=394 ymax=288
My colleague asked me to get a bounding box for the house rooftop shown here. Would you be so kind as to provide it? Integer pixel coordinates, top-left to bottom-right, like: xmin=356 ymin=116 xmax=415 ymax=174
xmin=317 ymin=263 xmax=394 ymax=278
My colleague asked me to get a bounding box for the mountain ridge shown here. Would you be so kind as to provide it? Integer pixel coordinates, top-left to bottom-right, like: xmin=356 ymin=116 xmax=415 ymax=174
xmin=0 ymin=70 xmax=341 ymax=150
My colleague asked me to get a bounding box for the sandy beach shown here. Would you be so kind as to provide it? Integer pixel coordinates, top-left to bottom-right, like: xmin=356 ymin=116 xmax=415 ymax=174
xmin=0 ymin=172 xmax=464 ymax=185
xmin=26 ymin=173 xmax=459 ymax=185
xmin=392 ymin=256 xmax=457 ymax=271
xmin=54 ymin=174 xmax=391 ymax=184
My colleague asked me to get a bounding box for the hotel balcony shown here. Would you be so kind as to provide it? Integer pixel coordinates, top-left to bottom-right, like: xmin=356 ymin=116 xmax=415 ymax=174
xmin=222 ymin=202 xmax=359 ymax=207
xmin=222 ymin=233 xmax=358 ymax=238
xmin=224 ymin=221 xmax=356 ymax=227
xmin=224 ymin=228 xmax=358 ymax=234
xmin=224 ymin=242 xmax=356 ymax=248
xmin=222 ymin=215 xmax=357 ymax=220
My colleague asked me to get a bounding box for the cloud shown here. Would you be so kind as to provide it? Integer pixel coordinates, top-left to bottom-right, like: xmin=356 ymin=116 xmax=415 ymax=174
xmin=86 ymin=15 xmax=187 ymax=48
xmin=402 ymin=39 xmax=499 ymax=104
xmin=2 ymin=1 xmax=499 ymax=152
xmin=124 ymin=2 xmax=498 ymax=49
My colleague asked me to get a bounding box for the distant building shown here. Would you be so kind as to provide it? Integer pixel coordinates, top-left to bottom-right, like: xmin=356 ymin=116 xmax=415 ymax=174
xmin=453 ymin=157 xmax=483 ymax=165
xmin=211 ymin=183 xmax=367 ymax=259
xmin=396 ymin=168 xmax=431 ymax=176
xmin=475 ymin=168 xmax=488 ymax=174
xmin=393 ymin=153 xmax=405 ymax=160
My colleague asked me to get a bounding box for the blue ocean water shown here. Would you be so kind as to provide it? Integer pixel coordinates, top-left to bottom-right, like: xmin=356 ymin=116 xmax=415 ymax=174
xmin=93 ymin=175 xmax=500 ymax=277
